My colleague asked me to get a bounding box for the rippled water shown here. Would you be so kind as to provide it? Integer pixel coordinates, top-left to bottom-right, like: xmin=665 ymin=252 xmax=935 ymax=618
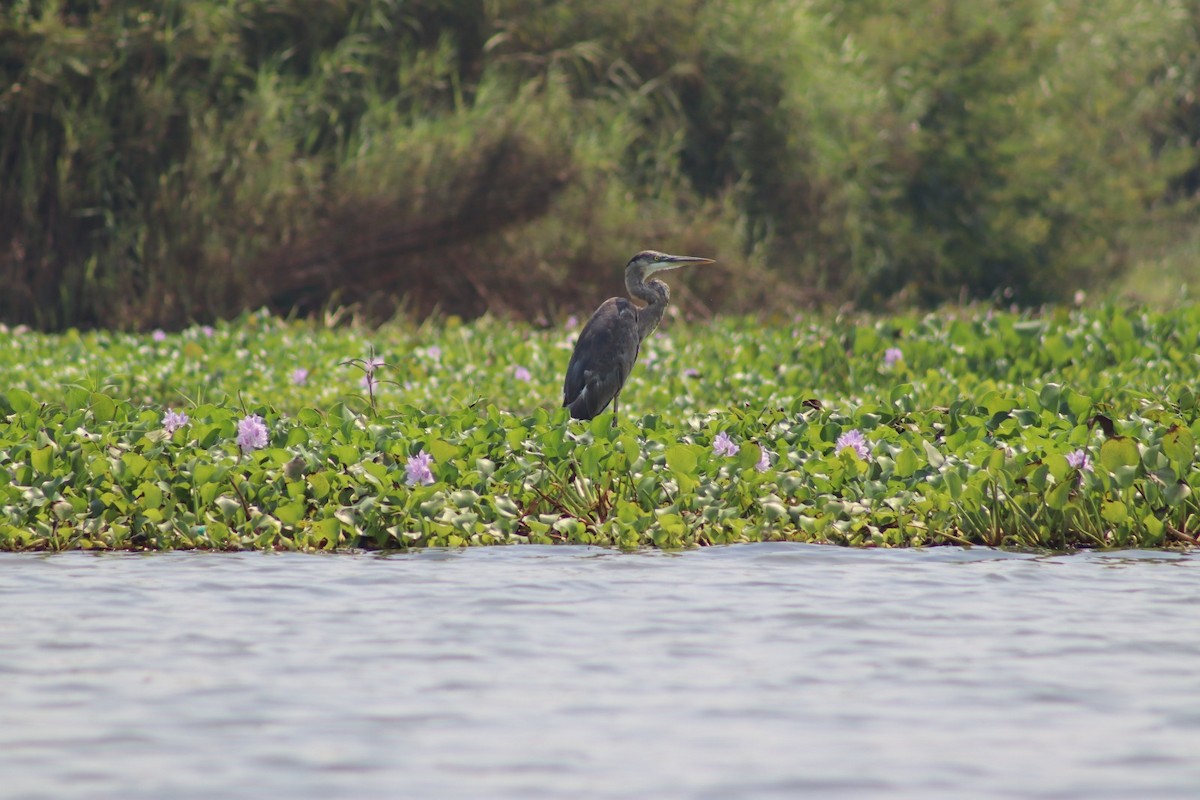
xmin=2 ymin=545 xmax=1198 ymax=799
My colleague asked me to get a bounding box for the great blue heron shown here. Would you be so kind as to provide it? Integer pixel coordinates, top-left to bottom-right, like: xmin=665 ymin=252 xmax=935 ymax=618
xmin=562 ymin=250 xmax=713 ymax=424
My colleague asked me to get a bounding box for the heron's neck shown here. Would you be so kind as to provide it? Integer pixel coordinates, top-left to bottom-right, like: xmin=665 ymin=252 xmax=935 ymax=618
xmin=629 ymin=276 xmax=669 ymax=341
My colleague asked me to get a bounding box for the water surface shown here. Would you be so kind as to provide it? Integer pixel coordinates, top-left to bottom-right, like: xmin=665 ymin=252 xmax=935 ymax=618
xmin=2 ymin=545 xmax=1198 ymax=799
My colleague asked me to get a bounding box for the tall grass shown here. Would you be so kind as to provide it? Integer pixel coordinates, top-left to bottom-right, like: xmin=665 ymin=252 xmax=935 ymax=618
xmin=0 ymin=0 xmax=1195 ymax=329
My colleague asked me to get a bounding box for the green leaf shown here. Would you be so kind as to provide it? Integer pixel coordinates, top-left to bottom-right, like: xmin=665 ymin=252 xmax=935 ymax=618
xmin=666 ymin=443 xmax=700 ymax=476
xmin=922 ymin=439 xmax=945 ymax=469
xmin=1045 ymin=479 xmax=1073 ymax=510
xmin=308 ymin=472 xmax=331 ymax=500
xmin=1099 ymin=437 xmax=1140 ymax=472
xmin=426 ymin=439 xmax=459 ymax=464
xmin=1038 ymin=383 xmax=1062 ymax=412
xmin=1101 ymin=500 xmax=1127 ymax=524
xmin=736 ymin=442 xmax=762 ymax=470
xmin=665 ymin=443 xmax=701 ymax=492
xmin=31 ymin=446 xmax=54 ymax=474
xmin=894 ymin=446 xmax=919 ymax=478
xmin=276 ymin=501 xmax=306 ymax=526
xmin=331 ymin=444 xmax=359 ymax=465
xmin=1162 ymin=426 xmax=1195 ymax=469
xmin=90 ymin=392 xmax=117 ymax=423
xmin=6 ymin=389 xmax=34 ymax=412
xmin=1163 ymin=481 xmax=1191 ymax=507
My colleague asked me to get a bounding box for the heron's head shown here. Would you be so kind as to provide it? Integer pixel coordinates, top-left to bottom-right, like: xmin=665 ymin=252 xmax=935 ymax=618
xmin=625 ymin=250 xmax=715 ymax=283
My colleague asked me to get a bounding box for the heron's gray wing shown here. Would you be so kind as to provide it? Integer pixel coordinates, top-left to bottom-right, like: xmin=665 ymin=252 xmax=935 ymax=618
xmin=563 ymin=299 xmax=640 ymax=420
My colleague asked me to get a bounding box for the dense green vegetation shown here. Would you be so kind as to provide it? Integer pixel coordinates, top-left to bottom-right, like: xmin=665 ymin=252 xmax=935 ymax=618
xmin=2 ymin=306 xmax=1199 ymax=551
xmin=3 ymin=0 xmax=1198 ymax=330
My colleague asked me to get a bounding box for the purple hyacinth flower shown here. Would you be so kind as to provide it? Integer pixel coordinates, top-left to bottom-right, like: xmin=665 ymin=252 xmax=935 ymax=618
xmin=237 ymin=413 xmax=269 ymax=452
xmin=405 ymin=450 xmax=435 ymax=486
xmin=162 ymin=409 xmax=189 ymax=435
xmin=713 ymin=431 xmax=740 ymax=457
xmin=1066 ymin=449 xmax=1093 ymax=473
xmin=835 ymin=429 xmax=870 ymax=460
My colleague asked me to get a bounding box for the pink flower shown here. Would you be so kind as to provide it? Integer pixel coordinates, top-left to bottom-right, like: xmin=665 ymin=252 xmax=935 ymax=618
xmin=755 ymin=448 xmax=771 ymax=472
xmin=237 ymin=414 xmax=269 ymax=452
xmin=162 ymin=409 xmax=189 ymax=434
xmin=835 ymin=429 xmax=870 ymax=460
xmin=291 ymin=368 xmax=309 ymax=386
xmin=405 ymin=450 xmax=435 ymax=486
xmin=152 ymin=329 xmax=167 ymax=342
xmin=883 ymin=347 xmax=903 ymax=367
xmin=1066 ymin=449 xmax=1093 ymax=473
xmin=514 ymin=366 xmax=532 ymax=382
xmin=713 ymin=432 xmax=739 ymax=457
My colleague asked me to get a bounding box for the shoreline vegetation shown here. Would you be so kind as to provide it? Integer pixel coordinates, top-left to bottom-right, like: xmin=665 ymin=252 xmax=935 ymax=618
xmin=4 ymin=1 xmax=1200 ymax=330
xmin=2 ymin=306 xmax=1198 ymax=552
xmin=4 ymin=3 xmax=1200 ymax=551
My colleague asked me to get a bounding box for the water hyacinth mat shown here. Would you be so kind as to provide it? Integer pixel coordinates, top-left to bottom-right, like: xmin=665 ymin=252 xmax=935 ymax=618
xmin=2 ymin=306 xmax=1198 ymax=551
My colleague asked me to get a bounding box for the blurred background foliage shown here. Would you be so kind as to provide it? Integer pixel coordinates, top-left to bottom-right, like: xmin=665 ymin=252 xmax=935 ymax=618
xmin=0 ymin=0 xmax=1197 ymax=329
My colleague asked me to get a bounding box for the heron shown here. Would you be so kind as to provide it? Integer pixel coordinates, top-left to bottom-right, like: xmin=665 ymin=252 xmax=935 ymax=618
xmin=562 ymin=249 xmax=714 ymax=424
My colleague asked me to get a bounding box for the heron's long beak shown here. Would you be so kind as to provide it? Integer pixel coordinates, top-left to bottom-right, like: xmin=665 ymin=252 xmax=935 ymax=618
xmin=646 ymin=254 xmax=715 ymax=275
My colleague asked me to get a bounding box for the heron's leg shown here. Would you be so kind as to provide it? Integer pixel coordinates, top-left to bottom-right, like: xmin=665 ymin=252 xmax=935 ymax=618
xmin=612 ymin=394 xmax=619 ymax=427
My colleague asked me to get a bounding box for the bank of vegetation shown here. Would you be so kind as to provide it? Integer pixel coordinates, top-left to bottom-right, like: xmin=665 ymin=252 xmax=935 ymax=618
xmin=2 ymin=305 xmax=1198 ymax=551
xmin=3 ymin=0 xmax=1199 ymax=330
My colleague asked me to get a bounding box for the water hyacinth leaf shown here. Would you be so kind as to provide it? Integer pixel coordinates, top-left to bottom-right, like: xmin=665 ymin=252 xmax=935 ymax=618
xmin=1038 ymin=383 xmax=1062 ymax=413
xmin=922 ymin=440 xmax=945 ymax=469
xmin=140 ymin=482 xmax=163 ymax=509
xmin=89 ymin=393 xmax=116 ymax=423
xmin=331 ymin=444 xmax=359 ymax=465
xmin=310 ymin=517 xmax=340 ymax=542
xmin=275 ymin=501 xmax=306 ymax=526
xmin=894 ymin=446 xmax=919 ymax=478
xmin=1162 ymin=426 xmax=1195 ymax=469
xmin=665 ymin=444 xmax=701 ymax=492
xmin=1163 ymin=481 xmax=1191 ymax=507
xmin=1045 ymin=479 xmax=1073 ymax=511
xmin=65 ymin=386 xmax=90 ymax=411
xmin=1064 ymin=388 xmax=1091 ymax=419
xmin=308 ymin=472 xmax=331 ymax=500
xmin=6 ymin=389 xmax=34 ymax=413
xmin=655 ymin=512 xmax=686 ymax=537
xmin=1099 ymin=438 xmax=1140 ymax=472
xmin=297 ymin=408 xmax=323 ymax=427
xmin=426 ymin=439 xmax=459 ymax=464
xmin=1045 ymin=454 xmax=1070 ymax=483
xmin=1101 ymin=500 xmax=1128 ymax=524
xmin=122 ymin=452 xmax=150 ymax=478
xmin=666 ymin=444 xmax=700 ymax=476
xmin=736 ymin=443 xmax=762 ymax=471
xmin=493 ymin=495 xmax=519 ymax=518
xmin=577 ymin=443 xmax=605 ymax=475
xmin=31 ymin=446 xmax=53 ymax=474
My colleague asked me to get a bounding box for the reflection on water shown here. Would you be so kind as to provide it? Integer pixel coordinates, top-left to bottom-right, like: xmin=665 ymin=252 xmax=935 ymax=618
xmin=2 ymin=545 xmax=1198 ymax=799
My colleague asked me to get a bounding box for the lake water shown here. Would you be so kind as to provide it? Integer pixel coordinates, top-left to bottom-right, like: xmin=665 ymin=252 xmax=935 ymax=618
xmin=2 ymin=544 xmax=1198 ymax=799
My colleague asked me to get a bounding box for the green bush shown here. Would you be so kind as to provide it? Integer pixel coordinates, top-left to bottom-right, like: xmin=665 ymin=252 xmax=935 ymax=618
xmin=0 ymin=0 xmax=1194 ymax=329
